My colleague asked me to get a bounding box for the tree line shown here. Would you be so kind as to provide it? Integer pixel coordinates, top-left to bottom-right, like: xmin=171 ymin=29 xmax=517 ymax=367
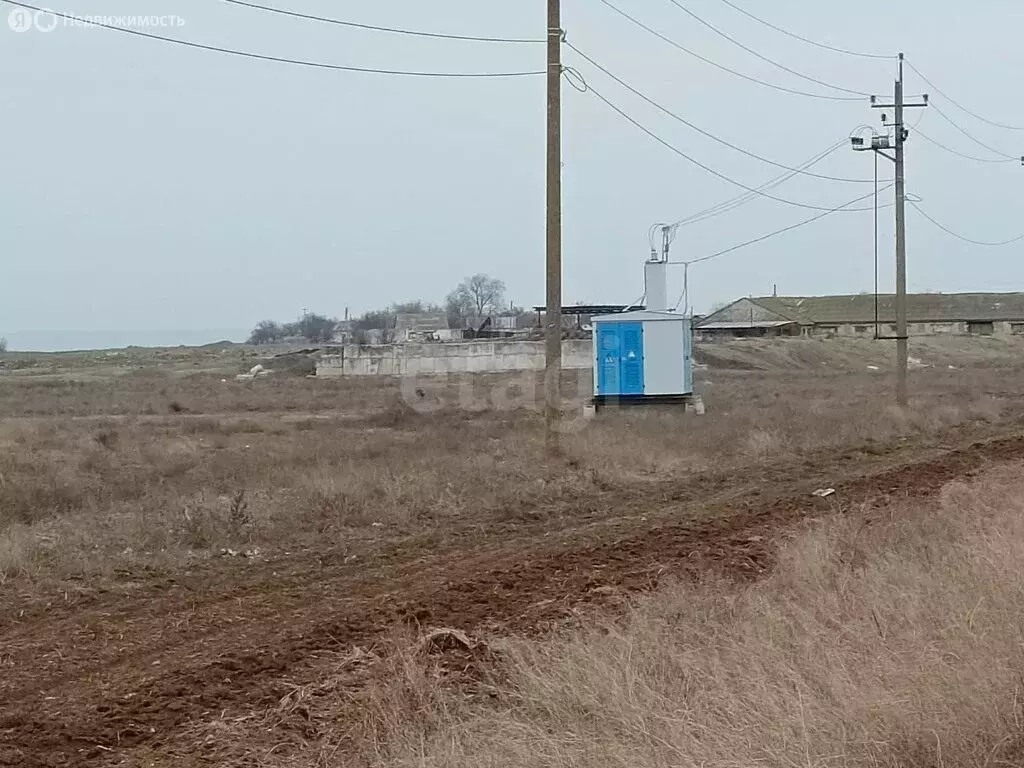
xmin=247 ymin=273 xmax=517 ymax=345
xmin=248 ymin=314 xmax=338 ymax=345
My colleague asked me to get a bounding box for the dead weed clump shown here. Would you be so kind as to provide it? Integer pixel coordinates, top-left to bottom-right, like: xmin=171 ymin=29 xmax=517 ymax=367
xmin=743 ymin=427 xmax=785 ymax=461
xmin=0 ymin=453 xmax=90 ymax=527
xmin=364 ymin=464 xmax=1024 ymax=768
xmin=363 ymin=399 xmax=427 ymax=429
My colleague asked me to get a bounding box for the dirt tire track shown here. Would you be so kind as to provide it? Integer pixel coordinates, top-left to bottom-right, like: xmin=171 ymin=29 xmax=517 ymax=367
xmin=2 ymin=433 xmax=1022 ymax=766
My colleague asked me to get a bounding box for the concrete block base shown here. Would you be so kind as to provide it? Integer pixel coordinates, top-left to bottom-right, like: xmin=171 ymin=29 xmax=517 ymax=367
xmin=591 ymin=393 xmax=705 ymax=414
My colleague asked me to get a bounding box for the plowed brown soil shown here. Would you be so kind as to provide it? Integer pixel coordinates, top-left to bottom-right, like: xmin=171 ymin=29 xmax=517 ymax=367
xmin=3 ymin=426 xmax=1022 ymax=767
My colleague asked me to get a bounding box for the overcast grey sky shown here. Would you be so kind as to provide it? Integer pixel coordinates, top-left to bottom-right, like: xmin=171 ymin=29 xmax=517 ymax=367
xmin=2 ymin=0 xmax=1022 ymax=348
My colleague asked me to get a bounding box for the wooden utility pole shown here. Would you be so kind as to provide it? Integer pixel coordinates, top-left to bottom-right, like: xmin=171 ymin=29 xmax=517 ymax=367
xmin=544 ymin=0 xmax=562 ymax=451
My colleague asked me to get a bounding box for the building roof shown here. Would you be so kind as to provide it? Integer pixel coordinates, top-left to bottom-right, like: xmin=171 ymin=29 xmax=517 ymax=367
xmin=532 ymin=304 xmax=645 ymax=315
xmin=592 ymin=309 xmax=690 ymax=323
xmin=394 ymin=312 xmax=449 ymax=333
xmin=751 ymin=293 xmax=1024 ymax=325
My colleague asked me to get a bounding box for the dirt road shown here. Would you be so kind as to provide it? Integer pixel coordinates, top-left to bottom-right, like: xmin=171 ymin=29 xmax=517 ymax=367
xmin=2 ymin=430 xmax=1022 ymax=767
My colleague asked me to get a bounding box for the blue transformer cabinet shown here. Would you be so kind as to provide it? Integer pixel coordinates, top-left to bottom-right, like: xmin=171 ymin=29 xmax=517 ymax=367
xmin=592 ymin=310 xmax=693 ymax=408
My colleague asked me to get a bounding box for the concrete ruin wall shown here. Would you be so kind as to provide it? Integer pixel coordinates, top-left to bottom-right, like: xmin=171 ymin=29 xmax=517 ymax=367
xmin=317 ymin=339 xmax=593 ymax=377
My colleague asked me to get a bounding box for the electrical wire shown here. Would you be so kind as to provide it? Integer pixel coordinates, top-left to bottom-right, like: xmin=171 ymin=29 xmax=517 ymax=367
xmin=669 ymin=183 xmax=895 ymax=267
xmin=578 ymin=78 xmax=880 ymax=213
xmin=595 ymin=0 xmax=864 ymax=101
xmin=567 ymin=43 xmax=872 ymax=183
xmin=648 ymin=223 xmax=667 ymax=255
xmin=915 ymin=127 xmax=1017 ymax=165
xmin=714 ymin=0 xmax=894 ymax=60
xmin=664 ymin=0 xmax=869 ymax=96
xmin=0 ymin=1 xmax=544 ymax=78
xmin=221 ymin=0 xmax=543 ymax=44
xmin=904 ymin=59 xmax=1024 ymax=132
xmin=654 ymin=143 xmax=845 ymax=250
xmin=910 ymin=202 xmax=1024 ymax=246
xmin=672 ymin=287 xmax=686 ymax=312
xmin=652 ymin=144 xmax=855 ymax=253
xmin=562 ymin=66 xmax=589 ymax=93
xmin=929 ymin=103 xmax=1021 ymax=162
xmin=679 ymin=164 xmax=831 ymax=225
xmin=672 ymin=143 xmax=848 ymax=229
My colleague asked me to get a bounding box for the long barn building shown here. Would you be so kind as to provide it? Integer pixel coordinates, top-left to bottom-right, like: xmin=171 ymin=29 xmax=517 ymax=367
xmin=697 ymin=293 xmax=1024 ymax=339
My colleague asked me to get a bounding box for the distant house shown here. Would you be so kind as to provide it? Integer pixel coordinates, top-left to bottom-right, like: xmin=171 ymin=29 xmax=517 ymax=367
xmin=697 ymin=293 xmax=1024 ymax=340
xmin=394 ymin=312 xmax=449 ymax=342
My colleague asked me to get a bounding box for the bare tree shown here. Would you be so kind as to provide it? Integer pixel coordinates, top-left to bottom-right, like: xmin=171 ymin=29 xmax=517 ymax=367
xmin=248 ymin=321 xmax=284 ymax=345
xmin=446 ymin=274 xmax=506 ymax=325
xmin=297 ymin=313 xmax=338 ymax=343
xmin=391 ymin=300 xmax=442 ymax=315
xmin=353 ymin=309 xmax=395 ymax=332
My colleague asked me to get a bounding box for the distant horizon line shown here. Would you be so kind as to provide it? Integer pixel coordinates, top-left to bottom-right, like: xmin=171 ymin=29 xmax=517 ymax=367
xmin=2 ymin=328 xmax=251 ymax=334
xmin=0 ymin=328 xmax=251 ymax=354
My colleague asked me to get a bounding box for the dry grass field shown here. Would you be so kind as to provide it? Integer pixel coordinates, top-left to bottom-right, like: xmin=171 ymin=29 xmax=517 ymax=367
xmin=3 ymin=338 xmax=1024 ymax=766
xmin=365 ymin=467 xmax=1024 ymax=768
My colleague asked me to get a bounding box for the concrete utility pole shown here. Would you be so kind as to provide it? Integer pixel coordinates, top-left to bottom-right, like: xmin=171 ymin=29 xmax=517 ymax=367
xmin=544 ymin=0 xmax=562 ymax=452
xmin=893 ymin=58 xmax=910 ymax=407
xmin=682 ymin=263 xmax=689 ymax=315
xmin=858 ymin=53 xmax=927 ymax=408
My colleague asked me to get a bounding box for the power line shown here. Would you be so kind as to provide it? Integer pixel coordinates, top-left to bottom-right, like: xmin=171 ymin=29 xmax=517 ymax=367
xmin=670 ymin=184 xmax=895 ymax=266
xmin=664 ymin=0 xmax=869 ymax=96
xmin=566 ymin=43 xmax=872 ymax=184
xmin=221 ymin=0 xmax=543 ymax=44
xmin=910 ymin=202 xmax=1024 ymax=246
xmin=929 ymin=103 xmax=1021 ymax=161
xmin=714 ymin=0 xmax=894 ymax=60
xmin=671 ymin=142 xmax=848 ymax=229
xmin=1 ymin=1 xmax=544 ymax=78
xmin=904 ymin=59 xmax=1024 ymax=132
xmin=595 ymin=0 xmax=864 ymax=101
xmin=915 ymin=127 xmax=1017 ymax=165
xmin=578 ymin=77 xmax=880 ymax=213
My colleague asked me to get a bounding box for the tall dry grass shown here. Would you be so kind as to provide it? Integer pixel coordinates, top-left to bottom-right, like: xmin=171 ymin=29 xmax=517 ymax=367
xmin=1 ymin=366 xmax=1020 ymax=589
xmin=365 ymin=465 xmax=1024 ymax=768
xmin=567 ymin=370 xmax=1012 ymax=483
xmin=0 ymin=369 xmax=396 ymax=417
xmin=0 ymin=412 xmax=567 ymax=585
